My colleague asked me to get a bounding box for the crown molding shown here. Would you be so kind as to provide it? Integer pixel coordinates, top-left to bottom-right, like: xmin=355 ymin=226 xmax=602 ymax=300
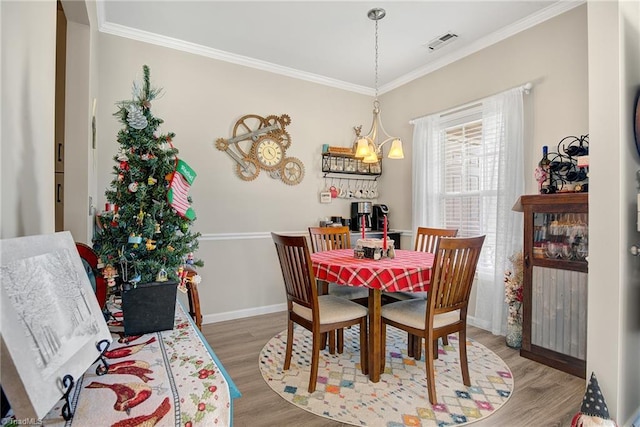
xmin=380 ymin=0 xmax=585 ymax=94
xmin=96 ymin=19 xmax=373 ymax=96
xmin=96 ymin=0 xmax=583 ymax=96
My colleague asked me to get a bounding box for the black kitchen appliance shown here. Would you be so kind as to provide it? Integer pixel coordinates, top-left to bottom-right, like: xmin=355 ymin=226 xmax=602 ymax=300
xmin=350 ymin=201 xmax=372 ymax=232
xmin=372 ymin=204 xmax=390 ymax=231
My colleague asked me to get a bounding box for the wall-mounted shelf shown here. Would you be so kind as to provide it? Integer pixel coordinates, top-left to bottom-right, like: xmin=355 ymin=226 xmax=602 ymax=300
xmin=322 ymin=152 xmax=382 ymax=179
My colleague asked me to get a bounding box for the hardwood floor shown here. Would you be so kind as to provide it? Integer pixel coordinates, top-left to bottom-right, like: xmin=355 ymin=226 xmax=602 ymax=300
xmin=202 ymin=312 xmax=585 ymax=427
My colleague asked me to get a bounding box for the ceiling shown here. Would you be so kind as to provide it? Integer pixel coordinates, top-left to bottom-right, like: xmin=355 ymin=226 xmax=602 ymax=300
xmin=97 ymin=1 xmax=582 ymax=94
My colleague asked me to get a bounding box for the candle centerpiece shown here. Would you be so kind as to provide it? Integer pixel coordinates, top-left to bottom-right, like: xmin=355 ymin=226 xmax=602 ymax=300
xmin=383 ymin=215 xmax=388 ymax=250
xmin=354 ymin=238 xmax=395 ymax=260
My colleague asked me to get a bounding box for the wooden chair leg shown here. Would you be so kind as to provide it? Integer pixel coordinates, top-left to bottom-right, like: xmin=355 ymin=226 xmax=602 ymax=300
xmin=359 ymin=318 xmax=368 ymax=375
xmin=407 ymin=332 xmax=414 ymax=357
xmin=442 ymin=335 xmax=449 ymax=346
xmin=433 ymin=339 xmax=439 ymax=360
xmin=425 ymin=336 xmax=437 ymax=404
xmin=309 ymin=330 xmax=322 ymax=393
xmin=284 ymin=319 xmax=294 ymax=370
xmin=380 ymin=323 xmax=386 ymax=373
xmin=413 ymin=335 xmax=422 ymax=360
xmin=337 ymin=328 xmax=344 ymax=354
xmin=328 ymin=331 xmax=336 ymax=354
xmin=459 ymin=329 xmax=470 ymax=386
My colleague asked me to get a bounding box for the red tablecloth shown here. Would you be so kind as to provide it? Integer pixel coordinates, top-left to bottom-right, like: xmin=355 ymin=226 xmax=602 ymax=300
xmin=311 ymin=249 xmax=434 ymax=292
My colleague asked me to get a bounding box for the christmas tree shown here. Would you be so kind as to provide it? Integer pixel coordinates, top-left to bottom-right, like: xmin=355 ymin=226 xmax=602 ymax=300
xmin=94 ymin=65 xmax=203 ymax=292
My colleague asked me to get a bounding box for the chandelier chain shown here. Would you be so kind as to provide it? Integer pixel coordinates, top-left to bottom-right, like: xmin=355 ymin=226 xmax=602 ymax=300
xmin=374 ymin=18 xmax=379 ymax=100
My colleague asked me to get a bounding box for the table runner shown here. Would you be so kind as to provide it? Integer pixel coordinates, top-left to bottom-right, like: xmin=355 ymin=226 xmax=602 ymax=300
xmin=42 ymin=302 xmax=231 ymax=426
xmin=311 ymin=249 xmax=434 ymax=292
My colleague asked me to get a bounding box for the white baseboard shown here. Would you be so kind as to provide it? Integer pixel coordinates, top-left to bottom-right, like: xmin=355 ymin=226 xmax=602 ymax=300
xmin=202 ymin=303 xmax=287 ymax=324
xmin=203 ymin=305 xmax=502 ymax=336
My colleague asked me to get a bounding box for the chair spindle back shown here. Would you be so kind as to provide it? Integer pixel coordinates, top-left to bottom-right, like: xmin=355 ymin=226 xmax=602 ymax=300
xmin=427 ymin=236 xmax=485 ymax=316
xmin=308 ymin=226 xmax=351 ymax=253
xmin=272 ymin=233 xmax=317 ymax=310
xmin=414 ymin=227 xmax=458 ymax=253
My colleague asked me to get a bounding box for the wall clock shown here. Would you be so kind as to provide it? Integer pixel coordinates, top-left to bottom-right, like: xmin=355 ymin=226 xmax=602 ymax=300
xmin=253 ymin=135 xmax=284 ymax=170
xmin=215 ymin=114 xmax=304 ymax=185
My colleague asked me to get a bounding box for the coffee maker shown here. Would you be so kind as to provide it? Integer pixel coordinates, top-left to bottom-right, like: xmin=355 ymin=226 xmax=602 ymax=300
xmin=350 ymin=201 xmax=372 ymax=232
xmin=372 ymin=204 xmax=390 ymax=231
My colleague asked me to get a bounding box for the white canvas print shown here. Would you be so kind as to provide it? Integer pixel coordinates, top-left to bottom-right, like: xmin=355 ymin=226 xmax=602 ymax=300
xmin=0 ymin=231 xmax=112 ymax=419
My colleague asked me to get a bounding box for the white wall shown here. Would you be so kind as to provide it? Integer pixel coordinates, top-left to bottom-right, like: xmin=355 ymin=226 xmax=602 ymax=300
xmin=64 ymin=18 xmax=92 ymax=244
xmin=1 ymin=0 xmax=56 ymax=239
xmin=587 ymin=1 xmax=640 ymax=424
xmin=62 ymin=0 xmax=118 ymax=245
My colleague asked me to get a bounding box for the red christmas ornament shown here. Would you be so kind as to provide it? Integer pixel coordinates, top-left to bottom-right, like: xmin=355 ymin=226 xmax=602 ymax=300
xmin=119 ymin=161 xmax=129 ymax=171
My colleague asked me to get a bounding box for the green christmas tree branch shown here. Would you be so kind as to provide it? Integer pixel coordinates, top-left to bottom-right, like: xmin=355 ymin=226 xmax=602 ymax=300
xmin=94 ymin=65 xmax=202 ymax=289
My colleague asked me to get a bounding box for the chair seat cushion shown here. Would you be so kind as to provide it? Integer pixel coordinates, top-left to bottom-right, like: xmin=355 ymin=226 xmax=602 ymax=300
xmin=383 ymin=291 xmax=427 ymax=301
xmin=293 ymin=295 xmax=367 ymax=324
xmin=328 ymin=283 xmax=369 ymax=300
xmin=381 ymin=299 xmax=460 ymax=330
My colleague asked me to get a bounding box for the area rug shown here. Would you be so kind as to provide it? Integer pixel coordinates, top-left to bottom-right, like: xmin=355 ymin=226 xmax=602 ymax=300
xmin=259 ymin=325 xmax=513 ymax=426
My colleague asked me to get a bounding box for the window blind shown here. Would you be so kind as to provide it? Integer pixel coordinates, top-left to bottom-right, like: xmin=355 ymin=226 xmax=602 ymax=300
xmin=439 ymin=109 xmax=500 ymax=278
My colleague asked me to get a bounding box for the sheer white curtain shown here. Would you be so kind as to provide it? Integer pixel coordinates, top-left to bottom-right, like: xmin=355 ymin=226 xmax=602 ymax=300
xmin=411 ymin=87 xmax=525 ymax=335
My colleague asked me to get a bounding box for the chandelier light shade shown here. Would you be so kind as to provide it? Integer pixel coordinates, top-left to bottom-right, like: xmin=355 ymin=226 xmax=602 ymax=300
xmin=356 ymin=8 xmax=404 ymax=164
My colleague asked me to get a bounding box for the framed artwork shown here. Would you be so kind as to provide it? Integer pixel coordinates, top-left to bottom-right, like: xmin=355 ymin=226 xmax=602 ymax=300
xmin=0 ymin=231 xmax=112 ymax=419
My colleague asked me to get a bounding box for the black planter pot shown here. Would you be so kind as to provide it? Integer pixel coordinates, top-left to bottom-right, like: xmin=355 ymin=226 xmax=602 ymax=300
xmin=122 ymin=281 xmax=178 ymax=335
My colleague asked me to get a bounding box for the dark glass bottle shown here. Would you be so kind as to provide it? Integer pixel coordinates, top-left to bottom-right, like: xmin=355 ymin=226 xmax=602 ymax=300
xmin=538 ymin=146 xmax=552 ymax=193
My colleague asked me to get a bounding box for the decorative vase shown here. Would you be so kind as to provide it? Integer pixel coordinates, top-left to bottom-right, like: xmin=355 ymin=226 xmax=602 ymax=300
xmin=505 ymin=321 xmax=523 ymax=349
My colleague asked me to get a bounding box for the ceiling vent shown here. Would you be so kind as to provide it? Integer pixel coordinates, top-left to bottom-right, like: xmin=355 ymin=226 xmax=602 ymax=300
xmin=425 ymin=32 xmax=458 ymax=51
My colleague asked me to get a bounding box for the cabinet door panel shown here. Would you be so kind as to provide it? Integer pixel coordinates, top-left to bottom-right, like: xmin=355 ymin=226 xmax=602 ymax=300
xmin=531 ymin=267 xmax=587 ymax=360
xmin=55 ymin=172 xmax=64 ymax=231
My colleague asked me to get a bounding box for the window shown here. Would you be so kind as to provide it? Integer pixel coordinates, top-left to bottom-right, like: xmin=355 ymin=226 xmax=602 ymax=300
xmin=411 ymin=86 xmax=525 ymax=333
xmin=442 ymin=118 xmax=485 ymax=237
xmin=439 ymin=111 xmax=497 ymax=279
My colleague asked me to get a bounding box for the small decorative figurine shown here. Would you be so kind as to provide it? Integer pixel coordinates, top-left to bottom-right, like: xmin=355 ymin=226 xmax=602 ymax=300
xmin=156 ymin=268 xmax=168 ymax=282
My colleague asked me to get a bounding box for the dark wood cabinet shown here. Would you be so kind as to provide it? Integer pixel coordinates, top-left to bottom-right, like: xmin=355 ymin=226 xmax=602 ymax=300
xmin=520 ymin=193 xmax=588 ymax=378
xmin=54 ymin=2 xmax=66 ymax=231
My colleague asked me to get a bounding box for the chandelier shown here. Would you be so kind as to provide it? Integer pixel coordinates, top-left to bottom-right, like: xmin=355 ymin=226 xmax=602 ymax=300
xmin=355 ymin=8 xmax=404 ymax=164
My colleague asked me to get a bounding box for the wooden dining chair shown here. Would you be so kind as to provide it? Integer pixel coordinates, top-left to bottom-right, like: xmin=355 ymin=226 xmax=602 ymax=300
xmin=380 ymin=235 xmax=485 ymax=404
xmin=411 ymin=227 xmax=460 ymax=356
xmin=271 ymin=232 xmax=368 ymax=393
xmin=385 ymin=227 xmax=460 ymax=301
xmin=184 ymin=267 xmax=203 ymax=330
xmin=382 ymin=227 xmax=459 ymax=358
xmin=75 ymin=242 xmax=108 ymax=309
xmin=308 ymin=226 xmax=368 ymax=354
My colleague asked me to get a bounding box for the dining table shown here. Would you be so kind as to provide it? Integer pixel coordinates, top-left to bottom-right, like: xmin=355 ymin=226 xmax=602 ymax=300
xmin=311 ymin=248 xmax=434 ymax=382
